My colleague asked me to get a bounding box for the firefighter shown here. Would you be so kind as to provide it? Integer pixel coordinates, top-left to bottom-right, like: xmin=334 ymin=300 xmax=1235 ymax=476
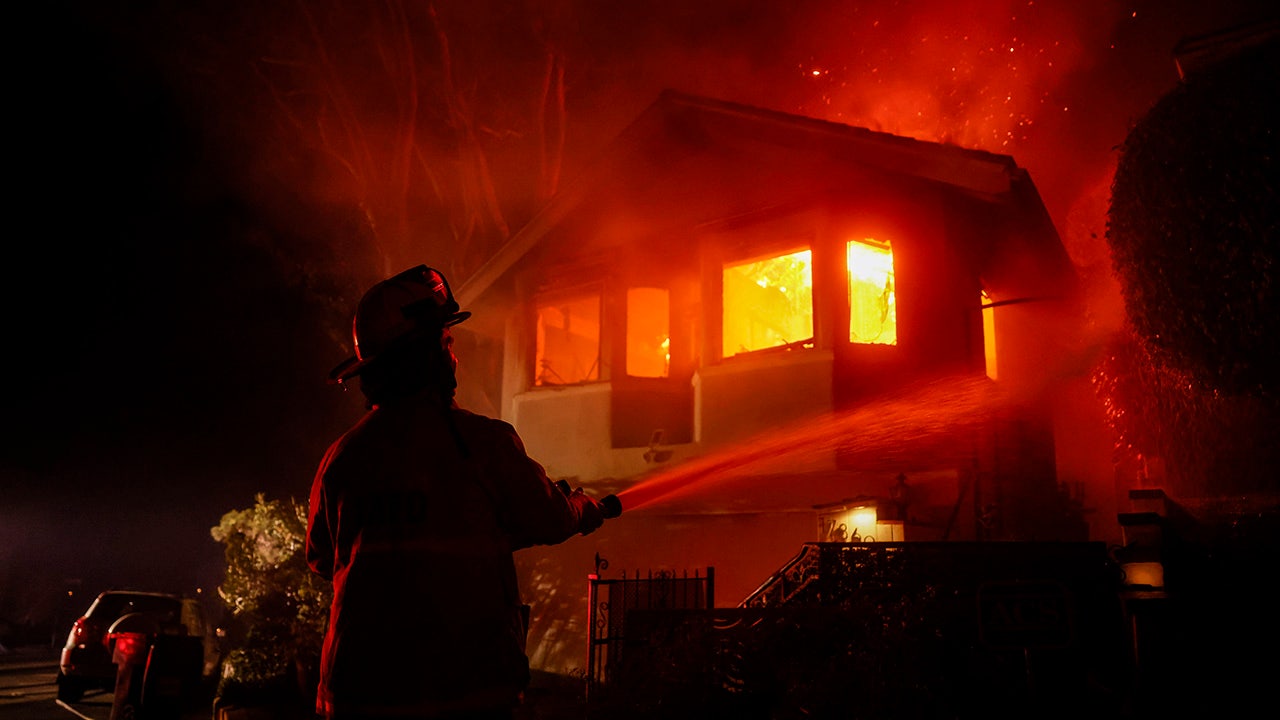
xmin=307 ymin=265 xmax=606 ymax=720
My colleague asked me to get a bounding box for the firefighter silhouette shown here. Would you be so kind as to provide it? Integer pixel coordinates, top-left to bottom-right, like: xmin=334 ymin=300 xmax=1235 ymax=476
xmin=308 ymin=265 xmax=615 ymax=720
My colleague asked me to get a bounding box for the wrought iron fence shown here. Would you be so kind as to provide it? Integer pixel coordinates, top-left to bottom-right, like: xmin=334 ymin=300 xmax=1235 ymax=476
xmin=586 ymin=565 xmax=714 ymax=690
xmin=591 ymin=543 xmax=1133 ymax=719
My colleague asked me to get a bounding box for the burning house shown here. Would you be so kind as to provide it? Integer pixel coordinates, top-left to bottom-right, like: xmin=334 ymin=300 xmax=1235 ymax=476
xmin=453 ymin=90 xmax=1095 ymax=674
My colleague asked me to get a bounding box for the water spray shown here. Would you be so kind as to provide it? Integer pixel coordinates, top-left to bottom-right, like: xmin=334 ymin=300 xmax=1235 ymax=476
xmin=613 ymin=374 xmax=1017 ymax=513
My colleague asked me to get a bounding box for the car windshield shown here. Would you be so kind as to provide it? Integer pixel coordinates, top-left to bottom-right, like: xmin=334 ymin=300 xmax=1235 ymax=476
xmin=88 ymin=594 xmax=180 ymax=622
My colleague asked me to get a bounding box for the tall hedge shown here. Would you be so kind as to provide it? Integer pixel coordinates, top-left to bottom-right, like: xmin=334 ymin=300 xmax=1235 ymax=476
xmin=1101 ymin=37 xmax=1279 ymax=494
xmin=1107 ymin=39 xmax=1278 ymax=399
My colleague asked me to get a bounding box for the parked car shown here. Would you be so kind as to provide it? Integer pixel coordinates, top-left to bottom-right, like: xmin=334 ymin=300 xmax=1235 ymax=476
xmin=57 ymin=589 xmax=220 ymax=703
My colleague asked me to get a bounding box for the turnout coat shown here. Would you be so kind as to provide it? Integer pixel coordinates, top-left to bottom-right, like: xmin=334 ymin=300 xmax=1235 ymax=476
xmin=307 ymin=389 xmax=595 ymax=718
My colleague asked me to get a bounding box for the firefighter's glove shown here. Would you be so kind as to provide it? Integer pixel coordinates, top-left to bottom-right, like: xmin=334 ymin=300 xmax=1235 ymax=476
xmin=569 ymin=489 xmax=605 ymax=536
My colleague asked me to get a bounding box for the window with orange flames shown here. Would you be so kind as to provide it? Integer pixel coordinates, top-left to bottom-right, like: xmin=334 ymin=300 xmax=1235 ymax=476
xmin=626 ymin=287 xmax=670 ymax=378
xmin=847 ymin=239 xmax=896 ymax=345
xmin=535 ymin=293 xmax=600 ymax=385
xmin=722 ymin=249 xmax=813 ymax=358
xmin=982 ymin=289 xmax=998 ymax=380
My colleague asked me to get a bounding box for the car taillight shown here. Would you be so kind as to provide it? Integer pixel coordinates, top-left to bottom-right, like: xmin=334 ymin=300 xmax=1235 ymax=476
xmin=109 ymin=632 xmax=150 ymax=666
xmin=69 ymin=617 xmax=105 ymax=647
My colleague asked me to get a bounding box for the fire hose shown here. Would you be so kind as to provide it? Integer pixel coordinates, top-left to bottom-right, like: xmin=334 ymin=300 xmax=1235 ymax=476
xmin=555 ymin=480 xmax=622 ymax=519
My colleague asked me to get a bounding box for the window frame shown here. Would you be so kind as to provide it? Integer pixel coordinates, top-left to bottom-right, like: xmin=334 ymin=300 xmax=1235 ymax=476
xmin=624 ymin=286 xmax=672 ymax=379
xmin=845 ymin=236 xmax=897 ymax=347
xmin=718 ymin=243 xmax=817 ymax=361
xmin=531 ymin=285 xmax=605 ymax=388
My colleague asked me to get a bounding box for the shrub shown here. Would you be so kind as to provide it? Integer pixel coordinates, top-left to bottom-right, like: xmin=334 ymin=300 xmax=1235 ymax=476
xmin=210 ymin=494 xmax=330 ymax=705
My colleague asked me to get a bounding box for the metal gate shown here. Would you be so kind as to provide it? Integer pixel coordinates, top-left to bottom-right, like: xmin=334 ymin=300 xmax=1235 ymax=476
xmin=586 ymin=562 xmax=714 ymax=689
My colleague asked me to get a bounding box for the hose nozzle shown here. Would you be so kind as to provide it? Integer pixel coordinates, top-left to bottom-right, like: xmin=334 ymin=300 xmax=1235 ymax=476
xmin=600 ymin=494 xmax=622 ymax=519
xmin=555 ymin=480 xmax=622 ymax=519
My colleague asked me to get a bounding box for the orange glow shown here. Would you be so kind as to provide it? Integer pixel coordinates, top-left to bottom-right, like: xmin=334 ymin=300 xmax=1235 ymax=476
xmin=722 ymin=249 xmax=813 ymax=358
xmin=1122 ymin=561 xmax=1164 ymax=587
xmin=982 ymin=290 xmax=998 ymax=380
xmin=818 ymin=502 xmax=879 ymax=541
xmin=535 ymin=294 xmax=600 ymax=385
xmin=626 ymin=287 xmax=670 ymax=378
xmin=848 ymin=239 xmax=896 ymax=345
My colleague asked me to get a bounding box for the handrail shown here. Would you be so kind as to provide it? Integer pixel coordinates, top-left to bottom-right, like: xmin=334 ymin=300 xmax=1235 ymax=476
xmin=738 ymin=543 xmax=820 ymax=608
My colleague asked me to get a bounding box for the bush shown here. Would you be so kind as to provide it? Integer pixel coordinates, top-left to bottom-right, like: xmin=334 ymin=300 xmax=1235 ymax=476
xmin=210 ymin=494 xmax=331 ymax=706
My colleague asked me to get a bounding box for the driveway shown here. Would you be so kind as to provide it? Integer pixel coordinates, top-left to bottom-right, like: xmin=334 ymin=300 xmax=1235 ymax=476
xmin=0 ymin=645 xmax=213 ymax=720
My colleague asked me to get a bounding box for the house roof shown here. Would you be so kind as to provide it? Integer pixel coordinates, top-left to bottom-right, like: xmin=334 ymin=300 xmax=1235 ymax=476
xmin=457 ymin=89 xmax=1054 ymax=311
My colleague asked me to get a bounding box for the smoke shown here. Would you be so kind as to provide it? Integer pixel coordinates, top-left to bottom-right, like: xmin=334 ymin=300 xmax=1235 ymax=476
xmin=43 ymin=0 xmax=1254 ymax=333
xmin=135 ymin=0 xmax=1272 ymax=307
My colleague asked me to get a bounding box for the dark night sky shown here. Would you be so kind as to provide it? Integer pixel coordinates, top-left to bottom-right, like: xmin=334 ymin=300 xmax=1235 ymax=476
xmin=3 ymin=0 xmax=1275 ymax=626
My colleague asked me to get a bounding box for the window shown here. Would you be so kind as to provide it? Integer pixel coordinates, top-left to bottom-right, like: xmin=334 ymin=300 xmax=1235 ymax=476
xmin=847 ymin=238 xmax=896 ymax=345
xmin=535 ymin=293 xmax=600 ymax=385
xmin=626 ymin=287 xmax=670 ymax=378
xmin=981 ymin=289 xmax=998 ymax=380
xmin=722 ymin=249 xmax=813 ymax=358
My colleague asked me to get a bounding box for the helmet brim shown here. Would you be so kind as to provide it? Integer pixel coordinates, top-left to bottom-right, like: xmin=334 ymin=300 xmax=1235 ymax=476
xmin=328 ymin=310 xmax=470 ymax=385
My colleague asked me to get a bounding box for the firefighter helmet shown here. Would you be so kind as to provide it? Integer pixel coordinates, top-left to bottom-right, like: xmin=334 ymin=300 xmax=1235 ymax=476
xmin=328 ymin=265 xmax=471 ymax=384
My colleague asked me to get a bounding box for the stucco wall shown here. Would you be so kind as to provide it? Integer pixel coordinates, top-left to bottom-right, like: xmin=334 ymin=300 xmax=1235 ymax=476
xmin=694 ymin=349 xmax=835 ymax=456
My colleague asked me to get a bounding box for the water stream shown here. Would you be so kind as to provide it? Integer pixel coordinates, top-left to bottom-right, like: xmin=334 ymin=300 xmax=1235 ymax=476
xmin=617 ymin=373 xmax=1016 ymax=511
